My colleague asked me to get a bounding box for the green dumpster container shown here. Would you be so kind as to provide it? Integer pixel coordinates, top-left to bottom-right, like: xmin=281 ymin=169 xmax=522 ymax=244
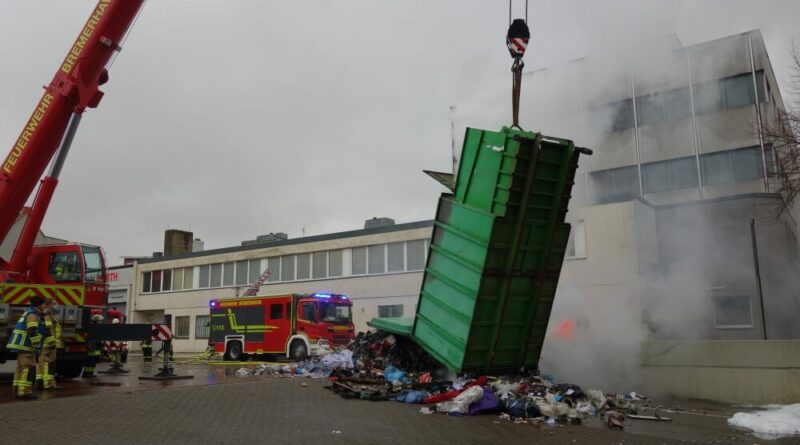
xmin=372 ymin=127 xmax=590 ymax=374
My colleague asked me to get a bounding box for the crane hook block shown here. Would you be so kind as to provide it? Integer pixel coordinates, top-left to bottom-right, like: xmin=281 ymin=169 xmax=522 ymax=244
xmin=506 ymin=19 xmax=530 ymax=59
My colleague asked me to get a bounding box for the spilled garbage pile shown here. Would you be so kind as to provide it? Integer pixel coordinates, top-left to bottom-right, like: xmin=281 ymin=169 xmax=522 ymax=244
xmin=327 ymin=366 xmax=652 ymax=429
xmin=233 ymin=330 xmax=660 ymax=429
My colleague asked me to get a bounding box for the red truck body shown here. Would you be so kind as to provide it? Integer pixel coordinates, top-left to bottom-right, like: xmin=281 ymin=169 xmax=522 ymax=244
xmin=209 ymin=293 xmax=355 ymax=361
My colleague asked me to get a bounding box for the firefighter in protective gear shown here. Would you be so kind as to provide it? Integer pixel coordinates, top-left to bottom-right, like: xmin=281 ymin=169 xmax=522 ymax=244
xmin=81 ymin=313 xmax=104 ymax=378
xmin=106 ymin=318 xmax=123 ymax=370
xmin=141 ymin=339 xmax=153 ymax=362
xmin=6 ymin=296 xmax=47 ymax=399
xmin=36 ymin=300 xmax=61 ymax=390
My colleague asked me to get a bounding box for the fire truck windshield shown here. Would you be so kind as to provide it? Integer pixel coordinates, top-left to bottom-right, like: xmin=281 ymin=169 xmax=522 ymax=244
xmin=81 ymin=246 xmax=104 ymax=283
xmin=320 ymin=303 xmax=352 ymax=325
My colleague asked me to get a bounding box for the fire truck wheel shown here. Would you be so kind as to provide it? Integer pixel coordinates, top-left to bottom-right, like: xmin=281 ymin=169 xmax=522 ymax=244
xmin=225 ymin=341 xmax=243 ymax=361
xmin=290 ymin=340 xmax=308 ymax=361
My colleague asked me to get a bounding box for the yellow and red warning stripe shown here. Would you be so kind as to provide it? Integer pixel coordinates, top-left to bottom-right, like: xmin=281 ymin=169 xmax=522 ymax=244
xmin=0 ymin=283 xmax=85 ymax=306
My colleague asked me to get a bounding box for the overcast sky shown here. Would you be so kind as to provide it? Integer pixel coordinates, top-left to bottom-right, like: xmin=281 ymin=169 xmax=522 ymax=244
xmin=1 ymin=0 xmax=798 ymax=265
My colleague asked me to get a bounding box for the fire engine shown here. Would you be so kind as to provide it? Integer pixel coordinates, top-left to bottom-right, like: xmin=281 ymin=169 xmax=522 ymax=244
xmin=0 ymin=1 xmax=149 ymax=377
xmin=209 ymin=293 xmax=355 ymax=361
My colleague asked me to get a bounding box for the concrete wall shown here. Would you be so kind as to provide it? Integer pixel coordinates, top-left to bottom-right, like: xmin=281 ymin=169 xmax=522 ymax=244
xmin=646 ymin=195 xmax=800 ymax=340
xmin=641 ymin=340 xmax=800 ymax=404
xmin=543 ymin=201 xmax=649 ymax=392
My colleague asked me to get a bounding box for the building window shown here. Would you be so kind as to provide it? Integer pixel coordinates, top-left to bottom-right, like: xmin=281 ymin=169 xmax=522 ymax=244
xmin=195 ymin=315 xmax=210 ymax=339
xmin=731 ymin=147 xmax=763 ymax=181
xmin=694 ymin=80 xmax=724 ymax=114
xmin=172 ymin=268 xmax=183 ymax=291
xmin=270 ymin=304 xmax=283 ymax=320
xmin=151 ymin=270 xmax=162 ymax=293
xmin=387 ymin=242 xmax=405 ymax=272
xmin=281 ymin=255 xmax=295 ymax=281
xmin=406 ymin=240 xmax=426 ymax=271
xmin=642 ymin=161 xmax=670 ymax=194
xmin=701 ymin=146 xmax=769 ymax=186
xmin=642 ymin=156 xmax=699 ymax=193
xmin=222 ymin=262 xmax=234 ymax=286
xmin=701 ymin=151 xmax=733 ymax=185
xmin=565 ymin=220 xmax=586 ymax=259
xmin=198 ymin=265 xmax=210 ymax=288
xmin=248 ymin=259 xmax=261 ymax=283
xmin=590 ymin=166 xmax=639 ymax=204
xmin=378 ymin=304 xmax=404 ymax=318
xmin=162 ymin=269 xmax=172 ymax=291
xmin=595 ymin=99 xmax=634 ymax=131
xmin=141 ymin=272 xmax=151 ymax=293
xmin=636 ymin=92 xmax=664 ymax=125
xmin=713 ymin=295 xmax=753 ymax=328
xmin=235 ymin=260 xmax=248 ymax=285
xmin=352 ymin=247 xmax=367 ymax=275
xmin=312 ymin=252 xmax=327 ymax=279
xmin=368 ymin=244 xmax=385 ymax=274
xmin=209 ymin=263 xmax=222 ymax=287
xmin=183 ymin=267 xmax=194 ymax=289
xmin=267 ymin=257 xmax=281 ymax=282
xmin=724 ymin=73 xmax=755 ymax=109
xmin=174 ymin=316 xmax=190 ymax=339
xmin=296 ymin=253 xmax=311 ymax=280
xmin=670 ymin=157 xmax=700 ymax=190
xmin=663 ymin=87 xmax=691 ymax=121
xmin=329 ymin=250 xmax=343 ymax=277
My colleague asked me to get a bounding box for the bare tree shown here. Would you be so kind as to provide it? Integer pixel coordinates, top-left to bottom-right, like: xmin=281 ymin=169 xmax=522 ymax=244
xmin=763 ymin=43 xmax=800 ymax=215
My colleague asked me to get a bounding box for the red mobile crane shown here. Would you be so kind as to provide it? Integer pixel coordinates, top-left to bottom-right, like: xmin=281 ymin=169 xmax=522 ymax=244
xmin=0 ymin=1 xmax=147 ymax=377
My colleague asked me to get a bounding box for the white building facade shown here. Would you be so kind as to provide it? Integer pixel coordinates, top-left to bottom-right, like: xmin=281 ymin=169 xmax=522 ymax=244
xmin=131 ymin=221 xmax=432 ymax=353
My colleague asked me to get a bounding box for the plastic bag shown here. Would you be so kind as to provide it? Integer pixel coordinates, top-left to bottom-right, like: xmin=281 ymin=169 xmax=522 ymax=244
xmin=436 ymin=385 xmax=484 ymax=414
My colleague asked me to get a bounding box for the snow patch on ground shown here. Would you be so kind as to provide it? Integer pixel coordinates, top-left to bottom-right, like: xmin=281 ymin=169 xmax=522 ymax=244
xmin=728 ymin=404 xmax=800 ymax=440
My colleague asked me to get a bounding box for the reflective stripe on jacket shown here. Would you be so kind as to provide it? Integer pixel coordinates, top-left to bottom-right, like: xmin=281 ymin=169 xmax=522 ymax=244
xmin=6 ymin=308 xmax=43 ymax=352
xmin=43 ymin=312 xmax=62 ymax=348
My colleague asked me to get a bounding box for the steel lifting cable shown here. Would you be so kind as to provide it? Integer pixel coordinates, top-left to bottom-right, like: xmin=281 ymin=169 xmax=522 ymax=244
xmin=107 ymin=0 xmax=148 ymax=70
xmin=507 ymin=0 xmax=530 ymax=129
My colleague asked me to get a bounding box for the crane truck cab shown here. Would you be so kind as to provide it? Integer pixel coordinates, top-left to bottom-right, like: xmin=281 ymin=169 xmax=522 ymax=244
xmin=0 ymin=242 xmax=109 ymax=376
xmin=209 ymin=293 xmax=355 ymax=361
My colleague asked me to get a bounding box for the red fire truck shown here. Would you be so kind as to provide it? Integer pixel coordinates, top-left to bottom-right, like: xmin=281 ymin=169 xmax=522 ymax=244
xmin=209 ymin=293 xmax=355 ymax=361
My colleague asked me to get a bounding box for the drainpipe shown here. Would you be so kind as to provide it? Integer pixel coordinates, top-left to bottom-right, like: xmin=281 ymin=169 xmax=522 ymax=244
xmin=747 ymin=33 xmax=769 ymax=192
xmin=750 ymin=218 xmax=768 ymax=340
xmin=630 ymin=74 xmax=644 ymax=196
xmin=686 ymin=48 xmax=704 ymax=199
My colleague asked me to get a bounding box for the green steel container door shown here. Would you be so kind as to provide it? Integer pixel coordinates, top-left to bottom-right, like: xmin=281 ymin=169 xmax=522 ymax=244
xmin=411 ymin=127 xmax=590 ymax=374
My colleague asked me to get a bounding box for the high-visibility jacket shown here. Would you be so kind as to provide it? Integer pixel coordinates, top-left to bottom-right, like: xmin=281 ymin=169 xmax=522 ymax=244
xmin=6 ymin=308 xmax=43 ymax=352
xmin=43 ymin=311 xmax=62 ymax=348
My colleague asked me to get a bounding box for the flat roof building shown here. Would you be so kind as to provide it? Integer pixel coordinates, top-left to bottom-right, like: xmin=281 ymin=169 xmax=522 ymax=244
xmin=131 ymin=220 xmax=431 ymax=352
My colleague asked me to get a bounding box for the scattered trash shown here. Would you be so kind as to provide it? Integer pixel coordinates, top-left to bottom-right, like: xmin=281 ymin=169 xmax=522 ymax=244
xmin=230 ymin=329 xmax=655 ymax=432
xmin=332 ymin=430 xmax=342 ymax=434
xmin=605 ymin=411 xmax=626 ymax=430
xmin=626 ymin=413 xmax=671 ymax=422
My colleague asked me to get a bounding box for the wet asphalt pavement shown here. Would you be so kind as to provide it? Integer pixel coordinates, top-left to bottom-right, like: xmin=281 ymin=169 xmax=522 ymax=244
xmin=0 ymin=353 xmax=255 ymax=404
xmin=0 ymin=354 xmax=797 ymax=444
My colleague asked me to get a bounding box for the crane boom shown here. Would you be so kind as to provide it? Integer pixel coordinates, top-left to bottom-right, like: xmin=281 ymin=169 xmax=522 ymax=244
xmin=0 ymin=0 xmax=144 ymax=263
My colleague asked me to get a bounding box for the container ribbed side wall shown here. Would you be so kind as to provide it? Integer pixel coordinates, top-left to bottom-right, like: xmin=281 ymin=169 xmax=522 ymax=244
xmin=412 ymin=127 xmax=585 ymax=373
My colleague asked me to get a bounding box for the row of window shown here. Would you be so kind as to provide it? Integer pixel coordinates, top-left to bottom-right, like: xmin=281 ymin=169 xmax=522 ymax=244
xmin=590 ymin=146 xmax=774 ymax=204
xmin=141 ymin=240 xmax=428 ymax=294
xmin=599 ymin=71 xmax=767 ymax=132
xmin=172 ymin=315 xmax=208 ymax=339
